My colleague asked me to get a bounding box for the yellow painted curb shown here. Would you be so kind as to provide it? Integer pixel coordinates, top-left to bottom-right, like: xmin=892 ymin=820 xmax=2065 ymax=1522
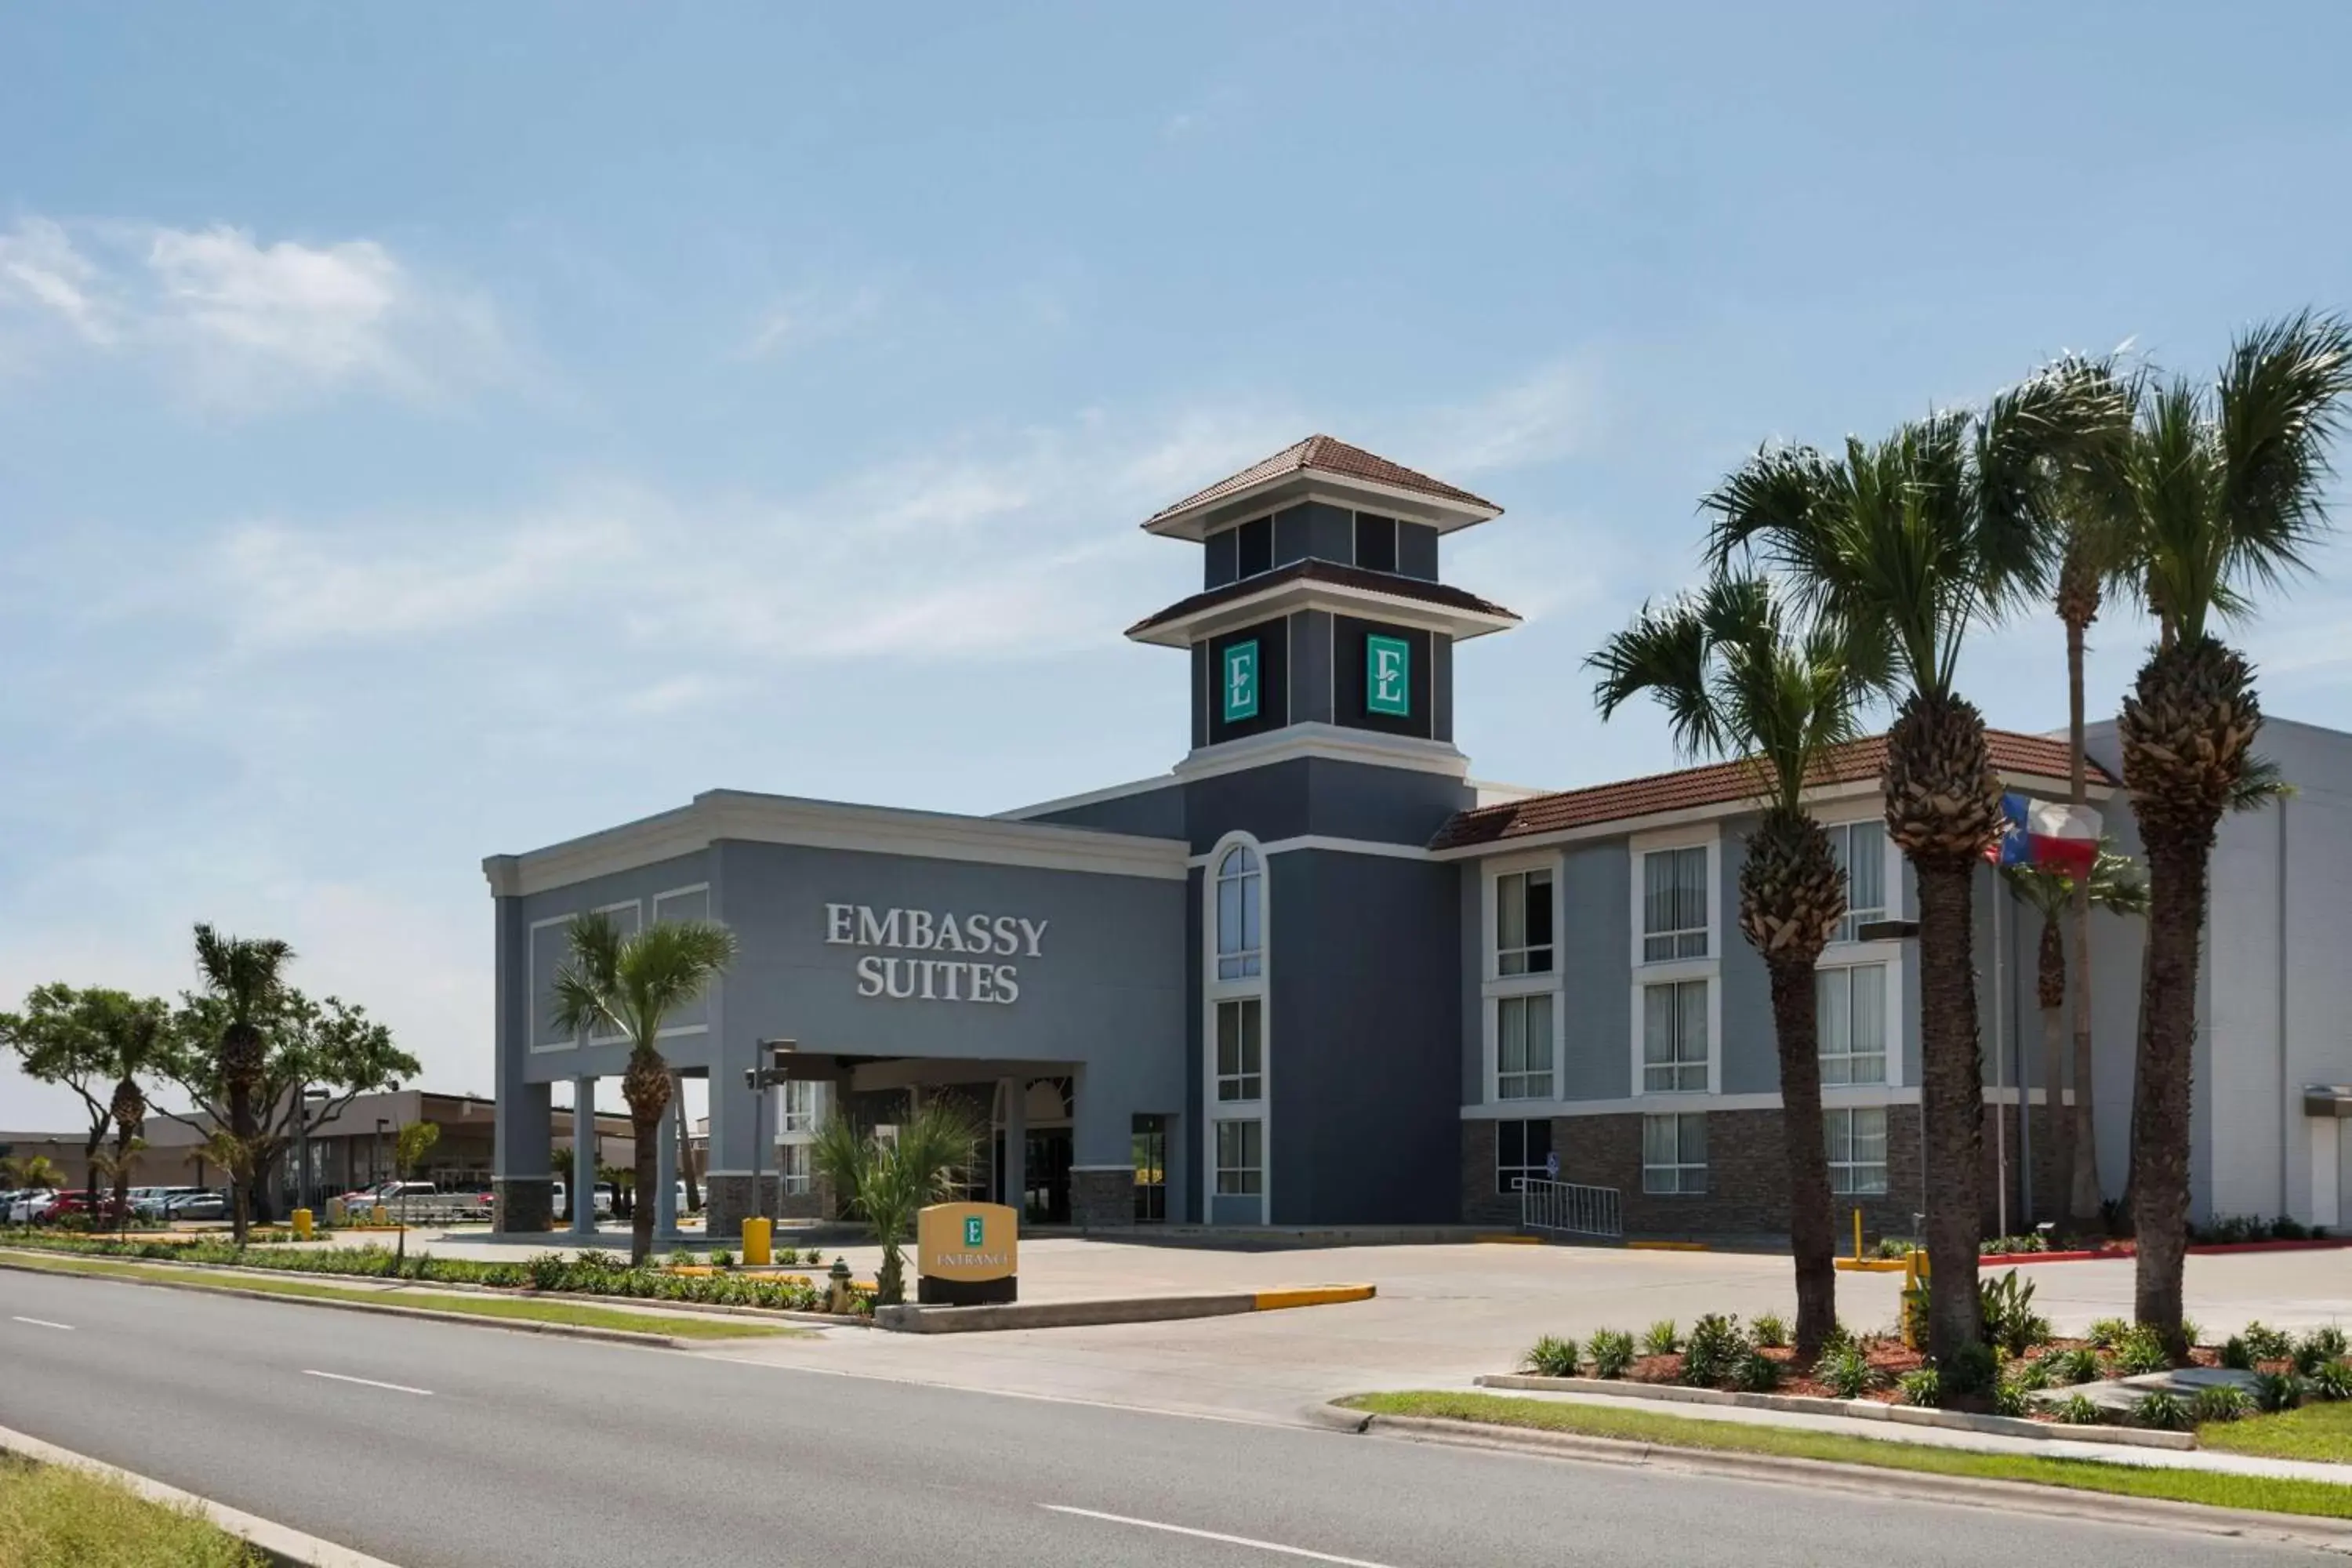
xmin=1472 ymin=1233 xmax=1541 ymax=1245
xmin=1251 ymin=1284 xmax=1377 ymax=1311
xmin=1625 ymin=1241 xmax=1708 ymax=1252
xmin=1835 ymin=1258 xmax=1911 ymax=1272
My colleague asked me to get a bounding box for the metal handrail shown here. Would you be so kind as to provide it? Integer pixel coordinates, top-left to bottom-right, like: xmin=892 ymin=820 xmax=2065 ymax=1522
xmin=1517 ymin=1178 xmax=1623 ymax=1240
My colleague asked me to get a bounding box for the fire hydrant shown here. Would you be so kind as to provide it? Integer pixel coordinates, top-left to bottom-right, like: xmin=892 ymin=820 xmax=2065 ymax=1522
xmin=826 ymin=1257 xmax=854 ymax=1315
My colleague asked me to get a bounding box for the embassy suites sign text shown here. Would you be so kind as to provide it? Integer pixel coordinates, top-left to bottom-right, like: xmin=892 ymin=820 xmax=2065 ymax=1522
xmin=823 ymin=904 xmax=1048 ymax=1005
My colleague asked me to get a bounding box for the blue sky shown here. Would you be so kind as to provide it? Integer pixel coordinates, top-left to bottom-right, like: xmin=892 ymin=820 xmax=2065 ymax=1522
xmin=5 ymin=2 xmax=2352 ymax=1126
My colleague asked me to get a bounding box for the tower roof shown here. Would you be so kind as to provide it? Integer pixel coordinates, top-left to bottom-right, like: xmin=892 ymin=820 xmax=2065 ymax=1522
xmin=1139 ymin=434 xmax=1501 ymax=540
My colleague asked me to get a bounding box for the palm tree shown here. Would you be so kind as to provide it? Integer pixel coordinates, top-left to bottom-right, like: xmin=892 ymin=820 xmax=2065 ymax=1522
xmin=550 ymin=912 xmax=738 ymax=1265
xmin=192 ymin=925 xmax=294 ymax=1246
xmin=2 ymin=1154 xmax=64 ymax=1193
xmin=1705 ymin=368 xmax=2128 ymax=1367
xmin=809 ymin=1098 xmax=982 ymax=1305
xmin=1997 ymin=844 xmax=2149 ymax=1223
xmin=1591 ymin=573 xmax=1876 ymax=1356
xmin=2111 ymin=311 xmax=2352 ymax=1354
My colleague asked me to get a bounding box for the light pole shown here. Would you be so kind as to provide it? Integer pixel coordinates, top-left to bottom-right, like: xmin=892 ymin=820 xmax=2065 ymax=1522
xmin=747 ymin=1039 xmax=796 ymax=1229
xmin=375 ymin=1119 xmax=390 ymax=1186
xmin=296 ymin=1087 xmax=329 ymax=1214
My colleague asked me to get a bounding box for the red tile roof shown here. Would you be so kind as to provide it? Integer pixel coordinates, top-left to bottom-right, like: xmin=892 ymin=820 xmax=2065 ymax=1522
xmin=1142 ymin=434 xmax=1499 ymax=530
xmin=1125 ymin=557 xmax=1519 ymax=639
xmin=1430 ymin=729 xmax=2111 ymax=851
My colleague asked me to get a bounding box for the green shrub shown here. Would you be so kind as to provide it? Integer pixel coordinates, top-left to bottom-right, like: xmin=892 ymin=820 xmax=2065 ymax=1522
xmin=1523 ymin=1335 xmax=1581 ymax=1377
xmin=710 ymin=1249 xmax=735 ymax=1270
xmin=2253 ymin=1371 xmax=2303 ymax=1413
xmin=1749 ymin=1312 xmax=1788 ymax=1350
xmin=1896 ymin=1367 xmax=1940 ymax=1407
xmin=2303 ymin=1324 xmax=2349 ymax=1361
xmin=2180 ymin=1316 xmax=2202 ymax=1348
xmin=1978 ymin=1270 xmax=2049 ymax=1356
xmin=1587 ymin=1330 xmax=1635 ymax=1380
xmin=1874 ymin=1236 xmax=1918 ymax=1259
xmin=1642 ymin=1319 xmax=1680 ymax=1356
xmin=1936 ymin=1343 xmax=1998 ymax=1398
xmin=2051 ymin=1392 xmax=2103 ymax=1426
xmin=1681 ymin=1314 xmax=1744 ymax=1388
xmin=2085 ymin=1316 xmax=2130 ymax=1350
xmin=2005 ymin=1356 xmax=2052 ymax=1392
xmin=1819 ymin=1344 xmax=1875 ymax=1400
xmin=1730 ymin=1346 xmax=1780 ymax=1392
xmin=1992 ymin=1378 xmax=2032 ymax=1418
xmin=2132 ymin=1391 xmax=2190 ymax=1430
xmin=2242 ymin=1321 xmax=2295 ymax=1363
xmin=2114 ymin=1325 xmax=2172 ymax=1376
xmin=2220 ymin=1335 xmax=2254 ymax=1370
xmin=2191 ymin=1385 xmax=2253 ymax=1424
xmin=2307 ymin=1360 xmax=2352 ymax=1402
xmin=803 ymin=1246 xmax=826 ymax=1265
xmin=2272 ymin=1215 xmax=2310 ymax=1241
xmin=525 ymin=1251 xmax=570 ymax=1291
xmin=1980 ymin=1233 xmax=2048 ymax=1255
xmin=1819 ymin=1319 xmax=1856 ymax=1354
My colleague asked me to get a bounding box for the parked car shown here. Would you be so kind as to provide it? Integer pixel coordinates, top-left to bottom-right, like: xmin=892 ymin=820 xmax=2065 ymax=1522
xmin=162 ymin=1190 xmax=228 ymax=1221
xmin=551 ymin=1181 xmax=616 ymax=1221
xmin=131 ymin=1185 xmax=208 ymax=1220
xmin=7 ymin=1191 xmax=59 ymax=1225
xmin=0 ymin=1190 xmax=24 ymax=1223
xmin=45 ymin=1192 xmax=133 ymax=1225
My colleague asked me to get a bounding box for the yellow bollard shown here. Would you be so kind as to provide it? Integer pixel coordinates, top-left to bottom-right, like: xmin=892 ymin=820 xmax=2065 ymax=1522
xmin=372 ymin=1204 xmax=390 ymax=1227
xmin=326 ymin=1198 xmax=347 ymax=1226
xmin=292 ymin=1208 xmax=314 ymax=1240
xmin=742 ymin=1216 xmax=772 ymax=1268
xmin=1853 ymin=1207 xmax=1864 ymax=1262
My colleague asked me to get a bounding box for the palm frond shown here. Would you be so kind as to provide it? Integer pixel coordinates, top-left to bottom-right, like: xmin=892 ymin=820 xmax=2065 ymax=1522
xmin=1588 ymin=595 xmax=1723 ymax=757
xmin=2218 ymin=310 xmax=2352 ymax=607
xmin=2230 ymin=753 xmax=2296 ymax=814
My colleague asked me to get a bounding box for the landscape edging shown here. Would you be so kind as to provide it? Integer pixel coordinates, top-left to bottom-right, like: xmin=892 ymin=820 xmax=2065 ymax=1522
xmin=1473 ymin=1373 xmax=2199 ymax=1450
xmin=0 ymin=1421 xmax=405 ymax=1568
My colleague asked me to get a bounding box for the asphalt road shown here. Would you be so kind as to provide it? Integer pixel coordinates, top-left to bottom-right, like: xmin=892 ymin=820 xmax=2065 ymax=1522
xmin=0 ymin=1269 xmax=2325 ymax=1568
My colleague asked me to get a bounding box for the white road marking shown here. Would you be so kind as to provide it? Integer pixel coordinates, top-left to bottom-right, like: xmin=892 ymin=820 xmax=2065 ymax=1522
xmin=1041 ymin=1505 xmax=1398 ymax=1566
xmin=302 ymin=1370 xmax=433 ymax=1396
xmin=9 ymin=1316 xmax=74 ymax=1331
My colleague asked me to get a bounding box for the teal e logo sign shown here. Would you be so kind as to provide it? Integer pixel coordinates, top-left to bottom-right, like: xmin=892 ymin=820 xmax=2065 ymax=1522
xmin=964 ymin=1215 xmax=985 ymax=1247
xmin=1366 ymin=634 xmax=1411 ymax=717
xmin=1222 ymin=640 xmax=1260 ymax=722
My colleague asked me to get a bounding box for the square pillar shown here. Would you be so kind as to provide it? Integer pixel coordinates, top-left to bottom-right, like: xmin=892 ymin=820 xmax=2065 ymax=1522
xmin=655 ymin=1091 xmax=680 ymax=1240
xmin=570 ymin=1078 xmax=597 ymax=1239
xmin=1000 ymin=1076 xmax=1026 ymax=1221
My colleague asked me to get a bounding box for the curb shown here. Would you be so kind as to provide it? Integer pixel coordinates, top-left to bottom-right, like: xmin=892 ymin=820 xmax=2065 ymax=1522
xmin=1474 ymin=1373 xmax=2198 ymax=1450
xmin=0 ymin=1421 xmax=402 ymax=1567
xmin=1320 ymin=1404 xmax=2352 ymax=1553
xmin=876 ymin=1283 xmax=1376 ymax=1334
xmin=0 ymin=1255 xmax=688 ymax=1348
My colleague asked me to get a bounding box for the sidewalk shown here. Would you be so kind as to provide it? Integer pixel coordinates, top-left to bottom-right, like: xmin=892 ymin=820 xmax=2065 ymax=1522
xmin=1417 ymin=1381 xmax=2352 ymax=1486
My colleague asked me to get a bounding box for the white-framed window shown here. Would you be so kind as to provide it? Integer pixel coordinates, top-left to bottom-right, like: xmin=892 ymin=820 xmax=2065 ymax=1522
xmin=1215 ymin=997 xmax=1263 ymax=1102
xmin=1497 ymin=1118 xmax=1552 ymax=1196
xmin=1817 ymin=963 xmax=1889 ymax=1086
xmin=1214 ymin=1120 xmax=1263 ymax=1195
xmin=779 ymin=1142 xmax=812 ymax=1196
xmin=1496 ymin=868 xmax=1555 ymax=976
xmin=1641 ymin=979 xmax=1710 ymax=1093
xmin=1215 ymin=845 xmax=1263 ymax=980
xmin=1825 ymin=820 xmax=1889 ymax=945
xmin=1642 ymin=847 xmax=1709 ymax=961
xmin=1826 ymin=1106 xmax=1889 ymax=1195
xmin=780 ymin=1080 xmax=823 ymax=1135
xmin=1496 ymin=993 xmax=1555 ymax=1101
xmin=1642 ymin=1112 xmax=1708 ymax=1194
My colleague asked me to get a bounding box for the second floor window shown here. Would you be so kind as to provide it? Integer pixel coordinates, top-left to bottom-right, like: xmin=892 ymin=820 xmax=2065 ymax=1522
xmin=780 ymin=1079 xmax=822 ymax=1134
xmin=1818 ymin=964 xmax=1889 ymax=1086
xmin=1496 ymin=868 xmax=1554 ymax=975
xmin=1215 ymin=997 xmax=1263 ymax=1102
xmin=1827 ymin=820 xmax=1888 ymax=944
xmin=1642 ymin=846 xmax=1708 ymax=961
xmin=1642 ymin=978 xmax=1709 ymax=1092
xmin=1216 ymin=844 xmax=1262 ymax=980
xmin=1497 ymin=993 xmax=1555 ymax=1100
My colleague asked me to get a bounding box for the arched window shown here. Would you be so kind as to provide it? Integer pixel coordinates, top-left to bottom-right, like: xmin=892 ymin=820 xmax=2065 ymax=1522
xmin=1215 ymin=844 xmax=1261 ymax=980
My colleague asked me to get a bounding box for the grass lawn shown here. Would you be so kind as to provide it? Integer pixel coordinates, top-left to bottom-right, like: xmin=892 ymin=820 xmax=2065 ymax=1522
xmin=0 ymin=1253 xmax=804 ymax=1341
xmin=2202 ymin=1401 xmax=2352 ymax=1465
xmin=0 ymin=1458 xmax=260 ymax=1568
xmin=1341 ymin=1392 xmax=2352 ymax=1522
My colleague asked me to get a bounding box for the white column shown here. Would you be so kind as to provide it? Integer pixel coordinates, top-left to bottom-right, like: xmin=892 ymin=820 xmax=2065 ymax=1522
xmin=570 ymin=1077 xmax=597 ymax=1238
xmin=2314 ymin=1118 xmax=2342 ymax=1230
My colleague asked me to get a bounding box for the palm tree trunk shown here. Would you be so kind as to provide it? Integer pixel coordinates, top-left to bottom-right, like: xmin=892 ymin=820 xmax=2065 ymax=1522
xmin=2065 ymin=614 xmax=2102 ymax=1227
xmin=622 ymin=1051 xmax=672 ymax=1266
xmin=1766 ymin=956 xmax=1838 ymax=1357
xmin=1915 ymin=863 xmax=1987 ymax=1362
xmin=2036 ymin=918 xmax=2071 ymax=1227
xmin=2131 ymin=830 xmax=2205 ymax=1356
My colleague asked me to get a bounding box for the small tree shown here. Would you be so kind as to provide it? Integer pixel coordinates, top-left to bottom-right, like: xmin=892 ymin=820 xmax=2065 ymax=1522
xmin=1 ymin=985 xmax=170 ymax=1214
xmin=2 ymin=1155 xmax=64 ymax=1192
xmin=549 ymin=912 xmax=737 ymax=1265
xmin=393 ymin=1121 xmax=441 ymax=1268
xmin=809 ymin=1099 xmax=980 ymax=1306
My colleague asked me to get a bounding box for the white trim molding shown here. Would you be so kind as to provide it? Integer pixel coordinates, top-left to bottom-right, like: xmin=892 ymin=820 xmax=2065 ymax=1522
xmin=1203 ymin=829 xmax=1271 ymax=1226
xmin=1185 ymin=833 xmax=1433 ymax=867
xmin=1461 ymin=1085 xmax=1924 ymax=1120
xmin=1127 ymin=573 xmax=1516 ymax=648
xmin=1171 ymin=721 xmax=1471 ymax=786
xmin=487 ymin=789 xmax=1189 ymax=898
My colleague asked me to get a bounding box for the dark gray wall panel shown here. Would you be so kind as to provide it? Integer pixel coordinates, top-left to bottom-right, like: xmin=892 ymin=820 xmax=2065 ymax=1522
xmin=1559 ymin=842 xmax=1631 ymax=1098
xmin=1718 ymin=816 xmax=1777 ymax=1094
xmin=1398 ymin=522 xmax=1439 ymax=581
xmin=1291 ymin=610 xmax=1334 ymax=726
xmin=1432 ymin=637 xmax=1454 ymax=743
xmin=1459 ymin=865 xmax=1483 ymax=1103
xmin=1182 ymin=760 xmax=1313 ymax=852
xmin=1027 ymin=782 xmax=1188 ymax=839
xmin=1203 ymin=527 xmax=1239 ymax=589
xmin=1301 ymin=758 xmax=1473 ymax=846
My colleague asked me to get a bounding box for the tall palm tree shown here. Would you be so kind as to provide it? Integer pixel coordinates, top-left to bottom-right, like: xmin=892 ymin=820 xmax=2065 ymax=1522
xmin=101 ymin=1000 xmax=168 ymax=1225
xmin=550 ymin=913 xmax=739 ymax=1265
xmin=192 ymin=924 xmax=295 ymax=1246
xmin=1997 ymin=844 xmax=2149 ymax=1222
xmin=809 ymin=1098 xmax=982 ymax=1305
xmin=1705 ymin=368 xmax=2127 ymax=1367
xmin=1591 ymin=573 xmax=1877 ymax=1356
xmin=2111 ymin=311 xmax=2352 ymax=1354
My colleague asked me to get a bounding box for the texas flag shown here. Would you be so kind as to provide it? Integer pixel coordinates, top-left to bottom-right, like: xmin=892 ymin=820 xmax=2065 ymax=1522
xmin=1987 ymin=792 xmax=2100 ymax=879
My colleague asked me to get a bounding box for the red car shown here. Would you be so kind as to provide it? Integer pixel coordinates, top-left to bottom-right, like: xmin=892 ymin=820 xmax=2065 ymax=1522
xmin=44 ymin=1192 xmax=134 ymax=1225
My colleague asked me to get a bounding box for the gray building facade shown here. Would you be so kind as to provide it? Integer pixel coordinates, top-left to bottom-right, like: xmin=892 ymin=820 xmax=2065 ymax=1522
xmin=485 ymin=435 xmax=2352 ymax=1242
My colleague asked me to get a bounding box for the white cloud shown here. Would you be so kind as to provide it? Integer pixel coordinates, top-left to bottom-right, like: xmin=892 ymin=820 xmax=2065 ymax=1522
xmin=0 ymin=216 xmax=505 ymax=410
xmin=733 ymin=281 xmax=884 ymax=361
xmin=1413 ymin=357 xmax=1602 ymax=476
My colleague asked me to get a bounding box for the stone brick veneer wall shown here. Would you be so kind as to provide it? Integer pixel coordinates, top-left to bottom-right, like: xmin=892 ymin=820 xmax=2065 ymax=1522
xmin=493 ymin=1176 xmax=553 ymax=1235
xmin=706 ymin=1174 xmax=786 ymax=1242
xmin=1465 ymin=1101 xmax=2072 ymax=1243
xmin=1070 ymin=1167 xmax=1133 ymax=1228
